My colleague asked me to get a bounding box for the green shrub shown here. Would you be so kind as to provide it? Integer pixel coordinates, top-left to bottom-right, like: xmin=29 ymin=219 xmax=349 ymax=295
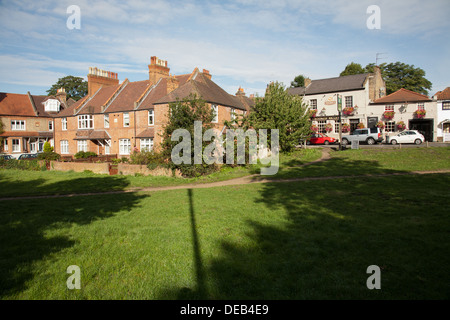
xmin=0 ymin=159 xmax=46 ymax=171
xmin=43 ymin=141 xmax=54 ymax=153
xmin=37 ymin=151 xmax=61 ymax=161
xmin=74 ymin=151 xmax=97 ymax=159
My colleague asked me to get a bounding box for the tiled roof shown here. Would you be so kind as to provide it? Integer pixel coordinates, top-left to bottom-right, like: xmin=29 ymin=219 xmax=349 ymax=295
xmin=0 ymin=131 xmax=53 ymax=138
xmin=155 ymin=73 xmax=248 ymax=111
xmin=371 ymin=88 xmax=431 ymax=104
xmin=288 ymin=73 xmax=369 ymax=96
xmin=56 ymin=68 xmax=251 ymax=116
xmin=434 ymin=87 xmax=450 ymax=100
xmin=136 ymin=128 xmax=155 ymax=138
xmin=0 ymin=92 xmax=37 ymax=117
xmin=74 ymin=129 xmax=110 ymax=140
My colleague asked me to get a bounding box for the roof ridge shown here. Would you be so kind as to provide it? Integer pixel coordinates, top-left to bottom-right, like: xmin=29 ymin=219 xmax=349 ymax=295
xmin=101 ymin=79 xmax=129 ymax=113
xmin=134 ymin=79 xmax=160 ymax=110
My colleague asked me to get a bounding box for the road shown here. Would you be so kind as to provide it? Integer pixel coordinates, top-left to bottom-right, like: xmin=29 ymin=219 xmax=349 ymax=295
xmin=303 ymin=142 xmax=450 ymax=150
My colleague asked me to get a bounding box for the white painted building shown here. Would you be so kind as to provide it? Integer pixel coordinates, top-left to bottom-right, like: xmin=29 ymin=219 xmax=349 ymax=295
xmin=288 ymin=67 xmax=386 ymax=139
xmin=433 ymin=87 xmax=450 ymax=142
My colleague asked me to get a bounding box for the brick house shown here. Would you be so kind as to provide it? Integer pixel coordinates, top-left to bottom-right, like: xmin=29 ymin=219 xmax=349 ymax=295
xmin=53 ymin=57 xmax=254 ymax=157
xmin=288 ymin=67 xmax=386 ymax=138
xmin=0 ymin=89 xmax=73 ymax=157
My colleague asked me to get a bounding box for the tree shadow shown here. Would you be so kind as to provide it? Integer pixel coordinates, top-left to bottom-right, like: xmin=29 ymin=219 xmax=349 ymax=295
xmin=0 ymin=175 xmax=145 ymax=298
xmin=208 ymin=160 xmax=449 ymax=299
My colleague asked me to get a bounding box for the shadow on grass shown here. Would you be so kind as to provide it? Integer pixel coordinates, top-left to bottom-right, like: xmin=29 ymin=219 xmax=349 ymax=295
xmin=0 ymin=175 xmax=145 ymax=298
xmin=207 ymin=170 xmax=450 ymax=299
xmin=158 ymin=156 xmax=450 ymax=299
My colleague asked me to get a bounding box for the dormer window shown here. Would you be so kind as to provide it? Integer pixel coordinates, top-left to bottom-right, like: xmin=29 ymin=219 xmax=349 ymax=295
xmin=44 ymin=99 xmax=60 ymax=112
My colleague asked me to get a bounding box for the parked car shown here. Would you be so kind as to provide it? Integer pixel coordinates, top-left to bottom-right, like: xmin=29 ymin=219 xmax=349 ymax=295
xmin=307 ymin=133 xmax=338 ymax=145
xmin=18 ymin=153 xmax=38 ymax=160
xmin=387 ymin=130 xmax=425 ymax=145
xmin=341 ymin=127 xmax=383 ymax=145
xmin=0 ymin=154 xmax=14 ymax=160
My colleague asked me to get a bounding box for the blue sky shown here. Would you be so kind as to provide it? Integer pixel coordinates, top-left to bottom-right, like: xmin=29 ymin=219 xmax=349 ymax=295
xmin=0 ymin=0 xmax=449 ymax=97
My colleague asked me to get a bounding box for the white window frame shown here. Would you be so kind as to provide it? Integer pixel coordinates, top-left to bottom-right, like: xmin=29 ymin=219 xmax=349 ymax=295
xmin=148 ymin=110 xmax=154 ymax=126
xmin=4 ymin=139 xmax=8 ymax=151
xmin=442 ymin=102 xmax=450 ymax=110
xmin=60 ymin=140 xmax=69 ymax=154
xmin=11 ymin=120 xmax=25 ymax=131
xmin=310 ymin=99 xmax=317 ymax=110
xmin=119 ymin=139 xmax=131 ymax=155
xmin=62 ymin=118 xmax=67 ymax=131
xmin=105 ymin=139 xmax=111 ymax=155
xmin=12 ymin=139 xmax=21 ymax=153
xmin=78 ymin=115 xmax=93 ymax=129
xmin=48 ymin=120 xmax=53 ymax=131
xmin=140 ymin=138 xmax=153 ymax=152
xmin=77 ymin=140 xmax=88 ymax=152
xmin=385 ymin=105 xmax=394 ymax=112
xmin=345 ymin=96 xmax=353 ymax=108
xmin=211 ymin=104 xmax=218 ymax=123
xmin=123 ymin=112 xmax=130 ymax=127
xmin=317 ymin=120 xmax=326 ymax=133
xmin=230 ymin=108 xmax=236 ymax=120
xmin=417 ymin=103 xmax=425 ymax=110
xmin=104 ymin=114 xmax=110 ymax=128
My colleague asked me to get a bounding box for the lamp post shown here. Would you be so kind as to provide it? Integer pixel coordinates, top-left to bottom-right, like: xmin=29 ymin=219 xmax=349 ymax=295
xmin=337 ymin=94 xmax=342 ymax=150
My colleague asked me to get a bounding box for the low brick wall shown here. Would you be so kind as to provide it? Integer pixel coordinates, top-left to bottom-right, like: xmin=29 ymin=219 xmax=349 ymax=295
xmin=117 ymin=163 xmax=182 ymax=177
xmin=50 ymin=161 xmax=110 ymax=175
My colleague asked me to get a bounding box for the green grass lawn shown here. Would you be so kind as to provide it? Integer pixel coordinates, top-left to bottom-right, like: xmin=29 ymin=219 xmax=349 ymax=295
xmin=0 ymin=148 xmax=322 ymax=198
xmin=271 ymin=147 xmax=450 ymax=180
xmin=0 ymin=173 xmax=449 ymax=299
xmin=0 ymin=147 xmax=449 ymax=299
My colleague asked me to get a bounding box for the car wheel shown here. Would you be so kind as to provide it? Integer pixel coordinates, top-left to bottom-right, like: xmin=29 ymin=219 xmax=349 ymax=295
xmin=367 ymin=138 xmax=375 ymax=145
xmin=342 ymin=139 xmax=349 ymax=145
xmin=415 ymin=139 xmax=422 ymax=145
xmin=390 ymin=139 xmax=397 ymax=145
xmin=306 ymin=141 xmax=311 ymax=145
xmin=324 ymin=140 xmax=330 ymax=145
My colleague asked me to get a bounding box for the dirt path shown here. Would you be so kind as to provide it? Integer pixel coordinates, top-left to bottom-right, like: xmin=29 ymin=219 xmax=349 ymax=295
xmin=1 ymin=148 xmax=449 ymax=201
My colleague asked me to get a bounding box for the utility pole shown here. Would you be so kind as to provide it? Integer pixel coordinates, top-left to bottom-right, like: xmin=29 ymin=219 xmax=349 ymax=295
xmin=337 ymin=94 xmax=342 ymax=150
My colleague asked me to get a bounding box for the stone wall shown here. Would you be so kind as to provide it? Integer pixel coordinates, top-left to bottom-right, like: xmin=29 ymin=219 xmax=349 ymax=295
xmin=50 ymin=161 xmax=110 ymax=174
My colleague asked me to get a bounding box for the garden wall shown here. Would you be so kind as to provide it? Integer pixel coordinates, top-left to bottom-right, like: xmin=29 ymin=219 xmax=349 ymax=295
xmin=117 ymin=163 xmax=182 ymax=177
xmin=50 ymin=161 xmax=110 ymax=175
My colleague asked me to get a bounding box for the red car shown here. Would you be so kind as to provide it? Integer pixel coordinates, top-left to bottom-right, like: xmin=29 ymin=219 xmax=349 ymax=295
xmin=307 ymin=133 xmax=337 ymax=145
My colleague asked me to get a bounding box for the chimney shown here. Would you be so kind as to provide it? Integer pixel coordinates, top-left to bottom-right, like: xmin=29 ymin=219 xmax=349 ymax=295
xmin=203 ymin=69 xmax=212 ymax=80
xmin=87 ymin=67 xmax=119 ymax=97
xmin=148 ymin=56 xmax=170 ymax=85
xmin=304 ymin=78 xmax=312 ymax=87
xmin=236 ymin=87 xmax=246 ymax=96
xmin=55 ymin=87 xmax=67 ymax=104
xmin=167 ymin=75 xmax=179 ymax=94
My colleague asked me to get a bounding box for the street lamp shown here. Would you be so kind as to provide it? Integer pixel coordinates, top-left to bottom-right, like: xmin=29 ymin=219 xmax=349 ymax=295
xmin=337 ymin=94 xmax=342 ymax=150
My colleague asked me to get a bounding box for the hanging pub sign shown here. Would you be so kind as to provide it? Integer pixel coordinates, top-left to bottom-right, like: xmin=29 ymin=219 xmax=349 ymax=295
xmin=324 ymin=96 xmax=337 ymax=105
xmin=314 ymin=115 xmax=340 ymax=121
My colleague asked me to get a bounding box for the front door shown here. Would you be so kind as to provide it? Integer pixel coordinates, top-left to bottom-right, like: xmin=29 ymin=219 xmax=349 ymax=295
xmin=367 ymin=117 xmax=378 ymax=129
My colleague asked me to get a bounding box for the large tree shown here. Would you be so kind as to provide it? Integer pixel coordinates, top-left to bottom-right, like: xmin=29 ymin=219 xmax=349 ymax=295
xmin=161 ymin=94 xmax=217 ymax=177
xmin=46 ymin=75 xmax=88 ymax=101
xmin=339 ymin=61 xmax=432 ymax=95
xmin=248 ymin=82 xmax=311 ymax=152
xmin=340 ymin=62 xmax=366 ymax=76
xmin=366 ymin=62 xmax=432 ymax=95
xmin=290 ymin=74 xmax=306 ymax=88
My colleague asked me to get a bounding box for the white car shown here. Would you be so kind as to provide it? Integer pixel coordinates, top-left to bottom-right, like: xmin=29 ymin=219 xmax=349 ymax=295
xmin=388 ymin=130 xmax=425 ymax=145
